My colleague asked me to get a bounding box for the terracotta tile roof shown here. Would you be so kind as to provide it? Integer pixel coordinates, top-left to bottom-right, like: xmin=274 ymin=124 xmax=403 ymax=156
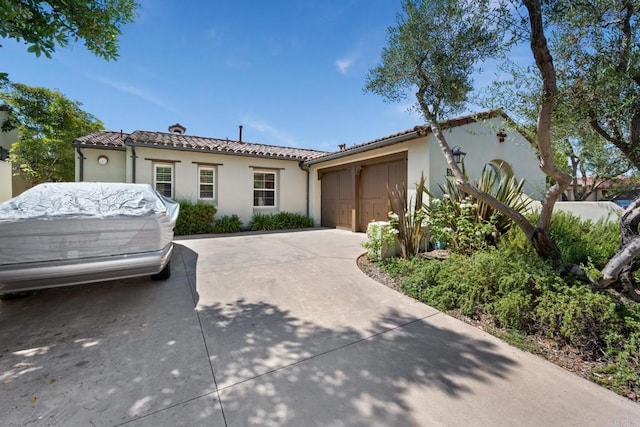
xmin=74 ymin=129 xmax=327 ymax=161
xmin=73 ymin=110 xmax=517 ymax=163
xmin=73 ymin=131 xmax=128 ymax=149
xmin=304 ymin=110 xmax=508 ymax=165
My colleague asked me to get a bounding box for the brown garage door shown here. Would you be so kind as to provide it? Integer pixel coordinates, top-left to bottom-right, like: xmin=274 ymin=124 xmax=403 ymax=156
xmin=321 ymin=168 xmax=353 ymax=229
xmin=358 ymin=158 xmax=407 ymax=231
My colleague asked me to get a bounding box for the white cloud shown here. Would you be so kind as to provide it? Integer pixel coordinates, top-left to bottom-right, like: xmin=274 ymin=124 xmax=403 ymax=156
xmin=90 ymin=75 xmax=179 ymax=114
xmin=242 ymin=116 xmax=299 ymax=147
xmin=335 ymin=56 xmax=356 ymax=75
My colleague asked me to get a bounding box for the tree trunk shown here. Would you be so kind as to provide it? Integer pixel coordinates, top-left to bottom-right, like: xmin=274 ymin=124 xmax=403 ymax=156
xmin=424 ymin=117 xmax=565 ymax=260
xmin=531 ymin=227 xmax=562 ymax=261
xmin=523 ymin=0 xmax=573 ymax=235
xmin=599 ymin=199 xmax=640 ymax=301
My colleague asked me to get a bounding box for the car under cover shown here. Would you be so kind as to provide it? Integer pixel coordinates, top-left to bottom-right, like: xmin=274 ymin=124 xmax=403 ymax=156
xmin=0 ymin=182 xmax=179 ymax=295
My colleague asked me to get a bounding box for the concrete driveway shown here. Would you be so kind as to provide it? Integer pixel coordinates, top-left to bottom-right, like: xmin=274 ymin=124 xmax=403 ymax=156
xmin=1 ymin=229 xmax=639 ymax=426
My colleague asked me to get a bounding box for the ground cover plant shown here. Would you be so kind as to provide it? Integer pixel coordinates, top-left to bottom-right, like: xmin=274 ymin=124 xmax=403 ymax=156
xmin=373 ymin=212 xmax=640 ymax=401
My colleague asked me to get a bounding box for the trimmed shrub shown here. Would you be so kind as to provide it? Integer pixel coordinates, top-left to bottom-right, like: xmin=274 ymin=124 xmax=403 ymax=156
xmin=250 ymin=212 xmax=314 ymax=231
xmin=213 ymin=214 xmax=243 ymax=233
xmin=174 ymin=200 xmax=216 ymax=235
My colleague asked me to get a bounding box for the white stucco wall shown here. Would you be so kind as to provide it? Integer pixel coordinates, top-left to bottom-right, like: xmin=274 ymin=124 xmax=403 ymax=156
xmin=76 ymin=148 xmax=127 ymax=183
xmin=428 ymin=116 xmax=545 ymax=199
xmin=132 ymin=147 xmax=308 ymax=226
xmin=0 ymin=161 xmax=12 ymax=202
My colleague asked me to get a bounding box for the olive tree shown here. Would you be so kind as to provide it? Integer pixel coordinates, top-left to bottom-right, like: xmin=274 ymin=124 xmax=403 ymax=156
xmin=366 ymin=0 xmax=572 ymax=260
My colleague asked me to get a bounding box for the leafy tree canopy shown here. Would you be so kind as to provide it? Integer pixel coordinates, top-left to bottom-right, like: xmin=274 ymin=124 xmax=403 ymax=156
xmin=0 ymin=82 xmax=104 ymax=184
xmin=0 ymin=0 xmax=138 ymax=60
xmin=365 ymin=0 xmax=507 ymax=122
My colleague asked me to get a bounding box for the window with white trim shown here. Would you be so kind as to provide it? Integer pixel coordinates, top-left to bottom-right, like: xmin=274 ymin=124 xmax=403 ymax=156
xmin=253 ymin=170 xmax=277 ymax=207
xmin=198 ymin=166 xmax=216 ymax=200
xmin=154 ymin=163 xmax=174 ymax=198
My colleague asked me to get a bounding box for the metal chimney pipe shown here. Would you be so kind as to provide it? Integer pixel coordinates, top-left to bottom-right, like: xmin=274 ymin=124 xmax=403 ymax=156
xmin=239 ymin=125 xmax=243 ymax=142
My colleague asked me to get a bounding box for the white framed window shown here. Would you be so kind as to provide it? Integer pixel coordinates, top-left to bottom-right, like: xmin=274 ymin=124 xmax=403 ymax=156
xmin=198 ymin=166 xmax=216 ymax=200
xmin=253 ymin=170 xmax=277 ymax=207
xmin=154 ymin=163 xmax=174 ymax=198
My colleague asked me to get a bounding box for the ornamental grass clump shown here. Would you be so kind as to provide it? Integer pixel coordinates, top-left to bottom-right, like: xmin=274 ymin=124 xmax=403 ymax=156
xmin=387 ymin=173 xmax=427 ymax=258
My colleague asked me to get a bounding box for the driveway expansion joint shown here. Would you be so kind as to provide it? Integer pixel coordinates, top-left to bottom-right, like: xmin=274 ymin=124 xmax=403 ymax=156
xmin=217 ymin=312 xmax=442 ymax=393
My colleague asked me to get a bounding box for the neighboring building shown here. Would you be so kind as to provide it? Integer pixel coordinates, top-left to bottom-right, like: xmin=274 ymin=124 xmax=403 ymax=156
xmin=0 ymin=105 xmax=29 ymax=203
xmin=74 ymin=110 xmax=546 ymax=230
xmin=562 ymin=176 xmax=640 ymax=205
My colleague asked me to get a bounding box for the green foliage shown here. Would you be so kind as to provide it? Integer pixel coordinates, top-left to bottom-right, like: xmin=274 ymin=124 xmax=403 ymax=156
xmin=593 ymin=304 xmax=640 ymax=396
xmin=506 ymin=210 xmax=620 ymax=269
xmin=387 ymin=173 xmax=427 ymax=258
xmin=426 ymin=194 xmax=497 ymax=254
xmin=424 ymin=164 xmax=531 ymax=255
xmin=249 ymin=212 xmax=314 ymax=231
xmin=365 ymin=0 xmax=506 ymax=121
xmin=174 ymin=200 xmax=216 ymax=236
xmin=0 ymin=0 xmax=138 ymax=60
xmin=548 ymin=211 xmax=620 ymax=269
xmin=383 ymin=197 xmax=639 ymax=398
xmin=377 ymin=243 xmax=640 ymax=399
xmin=548 ymin=0 xmax=640 ymax=170
xmin=0 ymin=82 xmax=104 ymax=184
xmin=213 ymin=214 xmax=243 ymax=234
xmin=536 ymin=282 xmax=621 ymax=354
xmin=362 ymin=222 xmax=397 ymax=262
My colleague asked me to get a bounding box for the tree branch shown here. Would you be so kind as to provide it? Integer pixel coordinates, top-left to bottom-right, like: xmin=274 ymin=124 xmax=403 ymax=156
xmin=523 ymin=0 xmax=572 ymax=232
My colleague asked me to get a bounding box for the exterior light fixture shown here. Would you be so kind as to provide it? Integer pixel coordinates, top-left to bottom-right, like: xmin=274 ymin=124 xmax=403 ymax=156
xmin=451 ymin=146 xmax=466 ymax=164
xmin=97 ymin=155 xmax=109 ymax=165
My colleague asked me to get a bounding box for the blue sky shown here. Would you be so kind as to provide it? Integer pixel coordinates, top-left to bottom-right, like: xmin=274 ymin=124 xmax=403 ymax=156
xmin=3 ymin=1 xmax=524 ymax=152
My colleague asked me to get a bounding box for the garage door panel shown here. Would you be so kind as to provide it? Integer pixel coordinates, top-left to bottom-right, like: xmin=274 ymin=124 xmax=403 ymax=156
xmin=358 ymin=159 xmax=407 ymax=231
xmin=321 ymin=154 xmax=407 ymax=232
xmin=321 ymin=169 xmax=353 ymax=229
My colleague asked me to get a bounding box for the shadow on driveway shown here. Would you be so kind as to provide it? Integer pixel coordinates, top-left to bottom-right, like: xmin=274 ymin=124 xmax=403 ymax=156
xmin=195 ymin=298 xmax=516 ymax=426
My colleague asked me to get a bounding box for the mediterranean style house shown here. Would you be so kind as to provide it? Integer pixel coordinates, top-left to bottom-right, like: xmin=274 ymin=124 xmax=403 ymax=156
xmin=73 ymin=110 xmax=546 ymax=231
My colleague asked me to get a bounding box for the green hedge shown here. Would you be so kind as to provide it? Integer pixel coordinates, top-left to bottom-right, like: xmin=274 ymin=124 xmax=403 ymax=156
xmin=250 ymin=212 xmax=314 ymax=231
xmin=174 ymin=200 xmax=217 ymax=235
xmin=213 ymin=214 xmax=244 ymax=233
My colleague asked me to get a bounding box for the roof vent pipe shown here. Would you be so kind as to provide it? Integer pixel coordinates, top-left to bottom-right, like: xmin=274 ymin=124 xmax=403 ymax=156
xmin=239 ymin=125 xmax=243 ymax=142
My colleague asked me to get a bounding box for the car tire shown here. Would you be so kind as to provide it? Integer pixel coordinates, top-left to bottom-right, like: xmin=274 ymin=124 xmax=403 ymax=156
xmin=0 ymin=292 xmax=29 ymax=301
xmin=151 ymin=261 xmax=171 ymax=281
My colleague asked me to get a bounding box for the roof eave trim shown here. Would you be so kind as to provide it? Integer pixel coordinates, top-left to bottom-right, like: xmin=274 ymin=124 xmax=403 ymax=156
xmin=303 ymin=131 xmax=420 ymax=166
xmin=71 ymin=142 xmax=127 ymax=151
xmin=125 ymin=141 xmax=311 ymax=161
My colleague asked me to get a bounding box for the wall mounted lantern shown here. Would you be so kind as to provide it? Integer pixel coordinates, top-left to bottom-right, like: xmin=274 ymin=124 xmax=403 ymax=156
xmin=451 ymin=146 xmax=466 ymax=164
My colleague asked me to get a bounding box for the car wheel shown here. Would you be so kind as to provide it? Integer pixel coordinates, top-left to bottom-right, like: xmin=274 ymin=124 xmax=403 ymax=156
xmin=151 ymin=261 xmax=171 ymax=281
